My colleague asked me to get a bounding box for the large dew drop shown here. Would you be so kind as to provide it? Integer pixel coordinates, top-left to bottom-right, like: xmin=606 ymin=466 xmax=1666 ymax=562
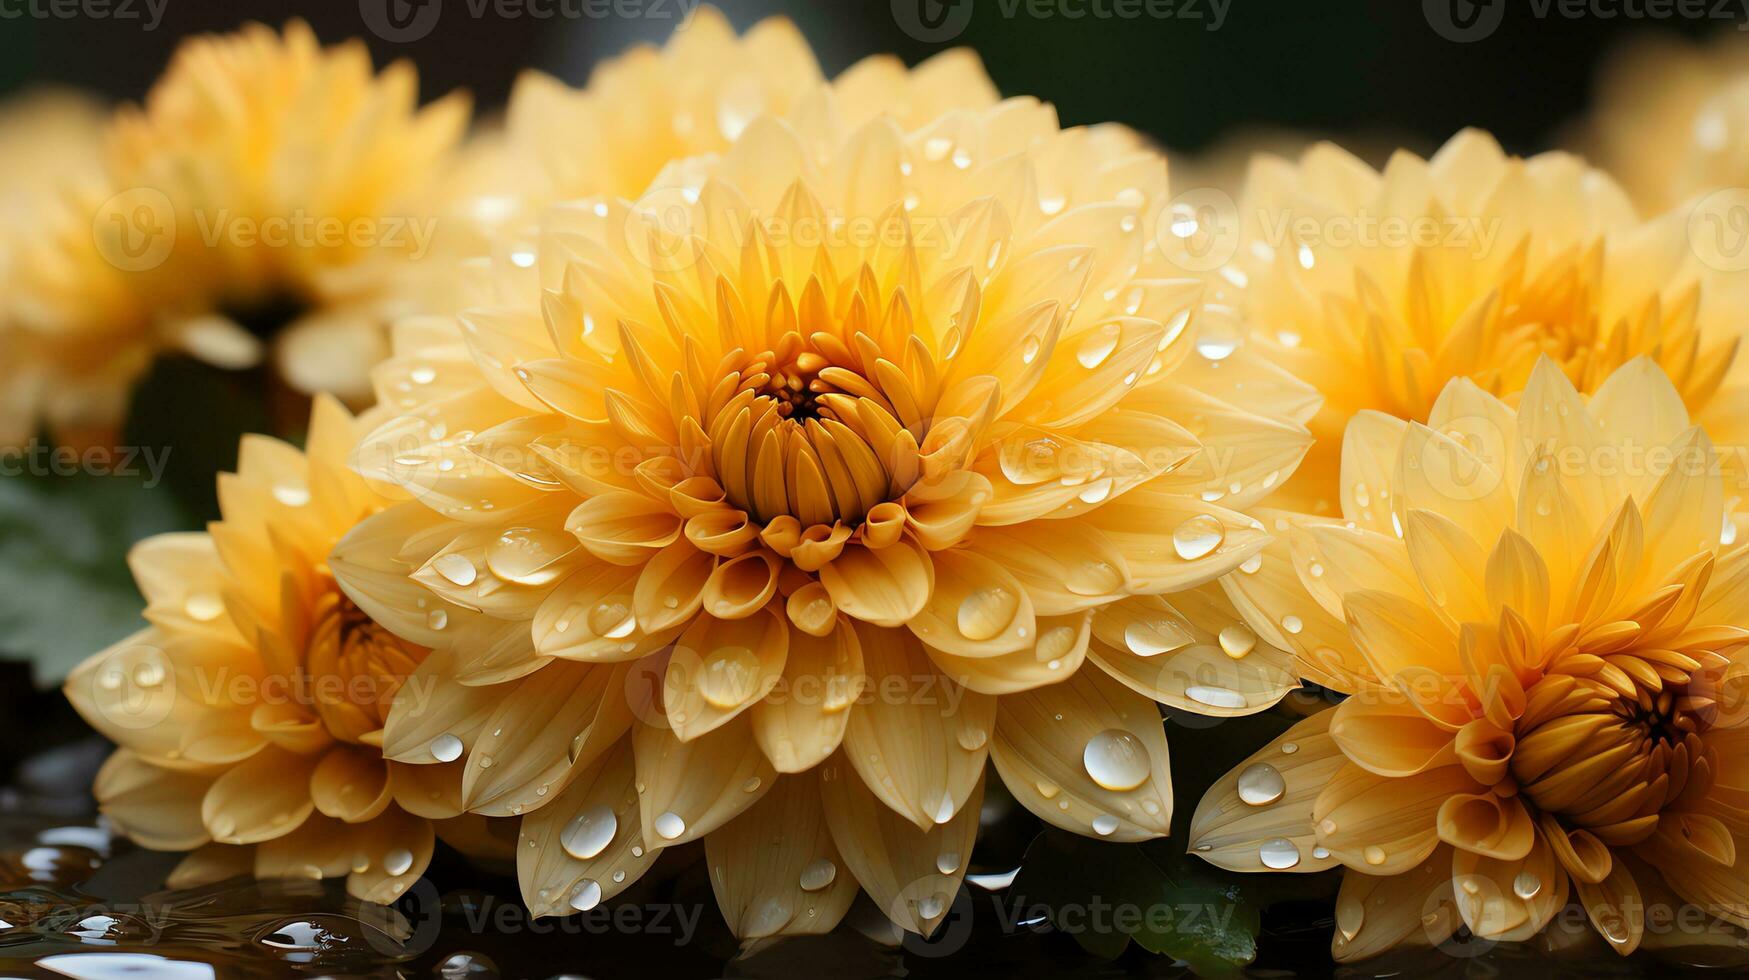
xmin=1172 ymin=514 xmax=1225 ymax=560
xmin=432 ymin=553 xmax=478 ymax=587
xmin=569 ymin=879 xmax=602 ymax=912
xmin=1258 ymin=837 xmax=1300 ymax=870
xmin=428 ymin=733 xmax=464 ymax=763
xmin=956 ymin=586 xmax=1018 ymax=641
xmin=1236 ymin=763 xmax=1285 ymax=806
xmin=560 ymin=805 xmax=617 ymax=860
xmin=654 ymin=811 xmax=687 ymax=840
xmin=697 ymin=646 xmax=762 ymax=708
xmin=799 ymin=858 xmax=837 ymax=892
xmin=1082 ymin=729 xmax=1151 ymax=791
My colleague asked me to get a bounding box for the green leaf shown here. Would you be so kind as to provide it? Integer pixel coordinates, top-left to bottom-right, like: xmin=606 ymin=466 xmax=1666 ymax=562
xmin=1010 ymin=828 xmax=1258 ymax=974
xmin=0 ymin=465 xmax=192 ymax=684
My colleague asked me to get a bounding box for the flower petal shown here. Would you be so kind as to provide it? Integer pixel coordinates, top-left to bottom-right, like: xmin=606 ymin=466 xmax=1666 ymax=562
xmin=990 ymin=661 xmax=1172 ymax=841
xmin=844 ymin=624 xmax=994 ymax=829
xmin=517 ymin=738 xmax=656 ymax=917
xmin=751 ymin=619 xmax=864 ymax=772
xmin=706 ymin=770 xmax=859 ymax=938
xmin=819 ymin=752 xmax=981 ymax=937
xmin=1189 ymin=709 xmax=1343 ymax=873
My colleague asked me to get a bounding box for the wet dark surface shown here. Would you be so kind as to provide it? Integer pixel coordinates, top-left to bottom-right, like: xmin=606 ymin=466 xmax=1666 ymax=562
xmin=1 ymin=665 xmax=1748 ymax=978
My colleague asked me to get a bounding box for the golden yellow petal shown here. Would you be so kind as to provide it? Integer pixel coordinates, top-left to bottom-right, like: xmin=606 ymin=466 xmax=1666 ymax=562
xmin=1189 ymin=709 xmax=1344 ymax=873
xmin=819 ymin=751 xmax=981 ymax=937
xmin=990 ymin=662 xmax=1172 ymax=841
xmin=705 ymin=771 xmax=859 ymax=938
xmin=517 ymin=738 xmax=656 ymax=917
xmin=751 ymin=619 xmax=864 ymax=772
xmin=844 ymin=624 xmax=994 ymax=829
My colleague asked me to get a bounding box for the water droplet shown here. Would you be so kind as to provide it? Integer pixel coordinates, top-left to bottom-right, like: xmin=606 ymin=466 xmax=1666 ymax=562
xmin=1218 ymin=624 xmax=1257 ymax=659
xmin=560 ymin=806 xmax=616 ymax=860
xmin=1336 ymin=893 xmax=1365 ymax=941
xmin=956 ymin=586 xmax=1018 ymax=641
xmin=1512 ymin=871 xmax=1541 ymax=900
xmin=1172 ymin=514 xmax=1225 ymax=560
xmin=427 ymin=609 xmax=448 ymax=630
xmin=1076 ymin=322 xmax=1122 ymax=369
xmin=185 ymin=593 xmax=225 ymax=622
xmin=933 ymin=794 xmax=956 ymax=825
xmin=1083 ymin=729 xmax=1151 ymax=791
xmin=432 ymin=554 xmax=477 ymax=587
xmin=1236 ymin=764 xmax=1285 ymax=806
xmin=1363 ymin=845 xmax=1386 ymax=866
xmin=1065 ymin=559 xmax=1124 ymax=596
xmin=1194 ymin=306 xmax=1243 ymax=361
xmin=1091 ymin=814 xmax=1119 ymax=836
xmin=1186 ymin=685 xmax=1247 ymax=710
xmin=487 ymin=526 xmax=575 ymax=585
xmin=570 ymin=879 xmax=602 ymax=912
xmin=1259 ymin=837 xmax=1300 ymax=869
xmin=429 ymin=733 xmax=463 ymax=763
xmin=1124 ymin=616 xmax=1190 ymax=657
xmin=935 ymin=851 xmax=961 ymax=875
xmin=1035 ymin=780 xmax=1060 ymax=800
xmin=918 ymin=893 xmax=946 ymax=920
xmin=383 ymin=848 xmax=414 ymax=877
xmin=799 ymin=858 xmax=837 ymax=892
xmin=697 ymin=645 xmax=762 ymax=708
xmin=654 ymin=811 xmax=686 ymax=840
xmin=1281 ymin=615 xmax=1303 ymax=635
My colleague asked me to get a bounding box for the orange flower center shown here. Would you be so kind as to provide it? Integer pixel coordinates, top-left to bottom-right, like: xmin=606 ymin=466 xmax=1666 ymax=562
xmin=712 ymin=334 xmax=926 ymax=528
xmin=305 ymin=587 xmax=429 ymax=744
xmin=1509 ymin=634 xmax=1728 ymax=847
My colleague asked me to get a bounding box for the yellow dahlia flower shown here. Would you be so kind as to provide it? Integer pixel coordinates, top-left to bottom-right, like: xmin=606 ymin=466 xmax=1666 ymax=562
xmin=331 ymin=81 xmax=1318 ymax=933
xmin=1194 ymin=358 xmax=1749 ymax=960
xmin=62 ymin=397 xmax=503 ymax=902
xmin=1576 ymin=33 xmax=1749 ymax=216
xmin=1231 ymin=129 xmax=1749 ymax=519
xmin=7 ymin=19 xmax=468 ymax=441
xmin=502 ymin=5 xmax=998 ymax=214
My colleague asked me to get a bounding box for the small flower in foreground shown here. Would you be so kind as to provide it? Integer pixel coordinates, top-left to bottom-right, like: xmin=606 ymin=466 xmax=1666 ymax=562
xmin=1230 ymin=129 xmax=1749 ymax=519
xmin=331 ymin=28 xmax=1318 ymax=934
xmin=1192 ymin=357 xmax=1749 ymax=960
xmin=64 ymin=398 xmax=505 ymax=902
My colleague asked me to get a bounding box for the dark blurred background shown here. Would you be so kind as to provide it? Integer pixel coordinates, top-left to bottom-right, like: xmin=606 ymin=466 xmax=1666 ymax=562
xmin=2 ymin=0 xmax=1743 ymax=160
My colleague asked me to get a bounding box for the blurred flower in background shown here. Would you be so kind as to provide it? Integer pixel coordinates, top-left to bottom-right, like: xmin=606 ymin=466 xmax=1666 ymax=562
xmin=1572 ymin=32 xmax=1749 ymax=217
